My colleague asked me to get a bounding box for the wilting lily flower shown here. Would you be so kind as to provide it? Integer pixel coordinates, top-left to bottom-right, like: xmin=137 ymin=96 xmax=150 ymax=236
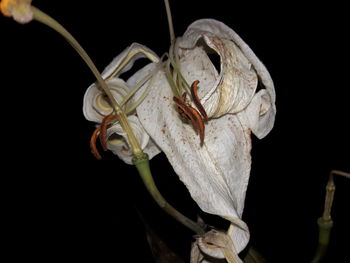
xmin=83 ymin=19 xmax=275 ymax=262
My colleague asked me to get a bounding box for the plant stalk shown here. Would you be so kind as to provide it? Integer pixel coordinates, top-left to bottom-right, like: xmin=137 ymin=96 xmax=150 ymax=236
xmin=31 ymin=6 xmax=143 ymax=156
xmin=163 ymin=0 xmax=175 ymax=44
xmin=133 ymin=153 xmax=205 ymax=235
xmin=310 ymin=170 xmax=349 ymax=263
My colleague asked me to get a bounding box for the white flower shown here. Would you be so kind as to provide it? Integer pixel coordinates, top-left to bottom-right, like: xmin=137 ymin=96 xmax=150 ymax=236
xmin=83 ymin=19 xmax=276 ymax=262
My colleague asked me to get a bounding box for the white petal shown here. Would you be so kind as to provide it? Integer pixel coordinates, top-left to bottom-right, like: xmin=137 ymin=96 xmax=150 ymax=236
xmin=190 ymin=242 xmax=208 ymax=263
xmin=237 ymin=89 xmax=275 ymax=138
xmin=83 ymin=78 xmax=130 ymax=123
xmin=197 ymin=229 xmax=243 ymax=263
xmin=179 ymin=21 xmax=257 ymax=117
xmin=102 ymin=43 xmax=159 ymax=80
xmin=106 ymin=115 xmax=160 ymax=164
xmin=137 ymin=70 xmax=252 ymax=256
xmin=83 ymin=43 xmax=160 ymax=122
xmin=177 ymin=46 xmax=220 ymax=115
xmin=180 ymin=19 xmax=275 ymax=121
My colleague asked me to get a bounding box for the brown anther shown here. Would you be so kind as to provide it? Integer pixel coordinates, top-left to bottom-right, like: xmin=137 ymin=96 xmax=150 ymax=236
xmin=90 ymin=127 xmax=102 ymax=160
xmin=173 ymin=96 xmax=205 ymax=145
xmin=99 ymin=114 xmax=118 ymax=151
xmin=191 ymin=80 xmax=208 ymax=121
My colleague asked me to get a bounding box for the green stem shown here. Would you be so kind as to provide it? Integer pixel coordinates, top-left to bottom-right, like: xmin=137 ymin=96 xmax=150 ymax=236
xmin=310 ymin=170 xmax=349 ymax=263
xmin=31 ymin=6 xmax=117 ymax=110
xmin=133 ymin=153 xmax=205 ymax=235
xmin=31 ymin=6 xmax=143 ymax=156
xmin=310 ymin=218 xmax=333 ymax=263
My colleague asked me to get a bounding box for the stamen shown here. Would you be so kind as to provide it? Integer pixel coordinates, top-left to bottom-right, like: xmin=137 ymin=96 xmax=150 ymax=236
xmin=191 ymin=80 xmax=208 ymax=121
xmin=173 ymin=96 xmax=205 ymax=144
xmin=90 ymin=127 xmax=102 ymax=160
xmin=106 ymin=47 xmax=159 ymax=81
xmin=99 ymin=114 xmax=118 ymax=151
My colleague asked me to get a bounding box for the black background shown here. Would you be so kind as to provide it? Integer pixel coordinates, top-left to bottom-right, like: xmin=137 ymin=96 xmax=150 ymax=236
xmin=1 ymin=0 xmax=349 ymax=262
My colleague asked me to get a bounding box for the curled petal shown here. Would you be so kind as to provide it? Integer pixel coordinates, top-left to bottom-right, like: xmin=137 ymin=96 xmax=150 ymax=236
xmin=196 ymin=229 xmax=243 ymax=263
xmin=90 ymin=127 xmax=102 ymax=160
xmin=179 ymin=21 xmax=258 ymax=118
xmin=237 ymin=89 xmax=275 ymax=139
xmin=83 ymin=78 xmax=130 ymax=123
xmin=177 ymin=46 xmax=219 ymax=112
xmin=179 ymin=19 xmax=275 ymax=123
xmin=137 ymin=70 xmax=251 ymax=256
xmin=99 ymin=114 xmax=118 ymax=151
xmin=83 ymin=43 xmax=160 ymax=123
xmin=106 ymin=116 xmax=160 ymax=164
xmin=182 ymin=19 xmax=275 ymax=97
xmin=102 ymin=43 xmax=159 ymax=80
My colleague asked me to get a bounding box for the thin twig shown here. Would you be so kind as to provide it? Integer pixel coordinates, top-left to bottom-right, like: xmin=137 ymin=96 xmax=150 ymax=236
xmin=164 ymin=0 xmax=175 ymax=43
xmin=310 ymin=169 xmax=349 ymax=263
xmin=31 ymin=6 xmax=143 ymax=156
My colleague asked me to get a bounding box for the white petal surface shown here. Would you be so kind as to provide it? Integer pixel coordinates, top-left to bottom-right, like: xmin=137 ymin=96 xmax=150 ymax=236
xmin=237 ymin=89 xmax=276 ymax=139
xmin=177 ymin=46 xmax=219 ymax=113
xmin=102 ymin=43 xmax=159 ymax=80
xmin=179 ymin=28 xmax=258 ymax=118
xmin=106 ymin=116 xmax=160 ymax=164
xmin=83 ymin=78 xmax=130 ymax=123
xmin=136 ymin=69 xmax=251 ymax=255
xmin=180 ymin=19 xmax=276 ymax=126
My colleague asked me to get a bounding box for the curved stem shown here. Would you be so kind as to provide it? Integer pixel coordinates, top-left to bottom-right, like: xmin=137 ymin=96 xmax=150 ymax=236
xmin=133 ymin=153 xmax=205 ymax=235
xmin=31 ymin=6 xmax=117 ymax=110
xmin=310 ymin=170 xmax=349 ymax=263
xmin=31 ymin=6 xmax=143 ymax=156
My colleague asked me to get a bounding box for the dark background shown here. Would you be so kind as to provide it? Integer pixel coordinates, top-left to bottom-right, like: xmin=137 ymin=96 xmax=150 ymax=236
xmin=1 ymin=0 xmax=349 ymax=262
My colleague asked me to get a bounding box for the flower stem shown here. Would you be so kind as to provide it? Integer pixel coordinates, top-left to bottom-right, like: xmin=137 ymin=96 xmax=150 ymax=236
xmin=31 ymin=7 xmax=116 ymax=109
xmin=133 ymin=153 xmax=205 ymax=235
xmin=310 ymin=170 xmax=350 ymax=263
xmin=31 ymin=6 xmax=143 ymax=156
xmin=164 ymin=0 xmax=175 ymax=44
